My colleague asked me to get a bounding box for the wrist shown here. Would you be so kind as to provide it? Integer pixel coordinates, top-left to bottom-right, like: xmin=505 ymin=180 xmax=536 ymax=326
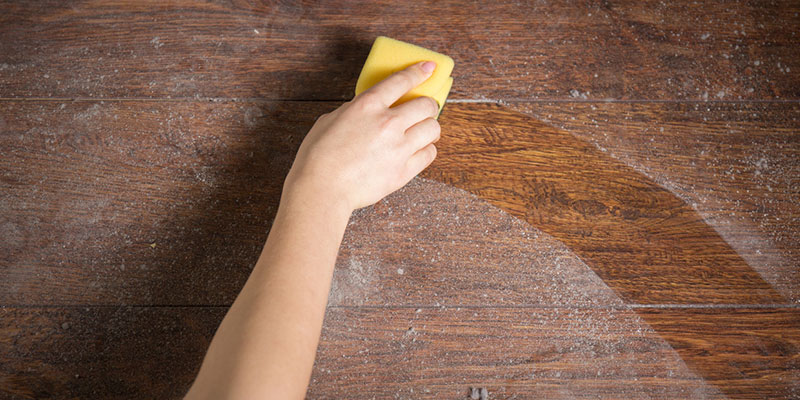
xmin=279 ymin=178 xmax=353 ymax=226
xmin=283 ymin=165 xmax=355 ymax=211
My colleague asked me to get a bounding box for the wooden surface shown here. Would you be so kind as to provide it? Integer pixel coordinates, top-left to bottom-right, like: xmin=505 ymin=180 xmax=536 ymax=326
xmin=1 ymin=1 xmax=799 ymax=399
xmin=1 ymin=305 xmax=797 ymax=399
xmin=511 ymin=101 xmax=800 ymax=303
xmin=1 ymin=0 xmax=799 ymax=100
xmin=426 ymin=104 xmax=788 ymax=305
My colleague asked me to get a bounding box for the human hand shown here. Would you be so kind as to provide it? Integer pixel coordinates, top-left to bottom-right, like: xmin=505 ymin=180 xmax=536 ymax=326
xmin=283 ymin=61 xmax=441 ymax=212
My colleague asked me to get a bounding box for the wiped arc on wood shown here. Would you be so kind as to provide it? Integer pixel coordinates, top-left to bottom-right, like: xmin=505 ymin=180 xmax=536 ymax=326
xmin=424 ymin=104 xmax=784 ymax=305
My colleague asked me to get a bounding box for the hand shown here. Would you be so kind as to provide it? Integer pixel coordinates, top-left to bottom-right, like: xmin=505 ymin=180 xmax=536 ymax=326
xmin=283 ymin=61 xmax=441 ymax=211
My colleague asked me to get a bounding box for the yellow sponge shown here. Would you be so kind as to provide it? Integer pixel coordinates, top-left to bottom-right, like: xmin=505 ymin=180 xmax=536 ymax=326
xmin=355 ymin=36 xmax=454 ymax=116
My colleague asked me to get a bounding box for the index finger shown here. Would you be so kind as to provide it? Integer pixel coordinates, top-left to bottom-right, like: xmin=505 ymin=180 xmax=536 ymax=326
xmin=363 ymin=61 xmax=436 ymax=107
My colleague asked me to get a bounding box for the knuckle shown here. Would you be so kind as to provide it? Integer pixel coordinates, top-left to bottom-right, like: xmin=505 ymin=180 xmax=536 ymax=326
xmin=355 ymin=92 xmax=380 ymax=109
xmin=379 ymin=113 xmax=401 ymax=133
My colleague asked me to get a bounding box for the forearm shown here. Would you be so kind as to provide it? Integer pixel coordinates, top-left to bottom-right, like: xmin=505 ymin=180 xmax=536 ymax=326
xmin=187 ymin=61 xmax=440 ymax=399
xmin=187 ymin=186 xmax=351 ymax=399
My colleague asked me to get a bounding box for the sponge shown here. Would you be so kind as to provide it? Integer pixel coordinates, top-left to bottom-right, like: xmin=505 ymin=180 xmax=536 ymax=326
xmin=355 ymin=36 xmax=454 ymax=116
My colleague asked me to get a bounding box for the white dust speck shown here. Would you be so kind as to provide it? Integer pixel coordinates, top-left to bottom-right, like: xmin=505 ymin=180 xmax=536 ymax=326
xmin=569 ymin=89 xmax=588 ymax=99
xmin=150 ymin=37 xmax=164 ymax=49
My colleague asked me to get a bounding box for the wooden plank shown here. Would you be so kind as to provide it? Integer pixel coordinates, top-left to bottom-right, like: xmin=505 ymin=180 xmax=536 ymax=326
xmin=0 ymin=98 xmax=623 ymax=307
xmin=313 ymin=306 xmax=723 ymax=399
xmin=334 ymin=177 xmax=624 ymax=308
xmin=0 ymin=306 xmax=226 ymax=399
xmin=637 ymin=307 xmax=800 ymax=399
xmin=0 ymin=100 xmax=328 ymax=305
xmin=1 ymin=0 xmax=798 ymax=100
xmin=313 ymin=307 xmax=800 ymax=399
xmin=425 ymin=103 xmax=786 ymax=304
xmin=1 ymin=101 xmax=794 ymax=305
xmin=508 ymin=101 xmax=800 ymax=303
xmin=1 ymin=306 xmax=796 ymax=399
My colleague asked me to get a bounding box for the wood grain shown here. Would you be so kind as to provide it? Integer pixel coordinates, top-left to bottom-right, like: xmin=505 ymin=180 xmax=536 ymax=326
xmin=1 ymin=306 xmax=796 ymax=399
xmin=1 ymin=0 xmax=798 ymax=100
xmin=425 ymin=103 xmax=785 ymax=305
xmin=2 ymin=101 xmax=792 ymax=306
xmin=0 ymin=100 xmax=327 ymax=305
xmin=638 ymin=307 xmax=800 ymax=398
xmin=509 ymin=101 xmax=800 ymax=302
xmin=2 ymin=0 xmax=798 ymax=397
xmin=0 ymin=306 xmax=225 ymax=399
xmin=313 ymin=307 xmax=800 ymax=399
xmin=4 ymin=99 xmax=796 ymax=397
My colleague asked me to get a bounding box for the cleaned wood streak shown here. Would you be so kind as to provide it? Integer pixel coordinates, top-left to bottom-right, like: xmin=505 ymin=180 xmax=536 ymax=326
xmin=509 ymin=102 xmax=800 ymax=302
xmin=0 ymin=307 xmax=796 ymax=399
xmin=0 ymin=0 xmax=798 ymax=100
xmin=425 ymin=104 xmax=784 ymax=305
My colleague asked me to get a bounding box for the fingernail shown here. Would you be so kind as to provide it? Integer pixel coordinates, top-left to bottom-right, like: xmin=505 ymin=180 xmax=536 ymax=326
xmin=421 ymin=61 xmax=436 ymax=74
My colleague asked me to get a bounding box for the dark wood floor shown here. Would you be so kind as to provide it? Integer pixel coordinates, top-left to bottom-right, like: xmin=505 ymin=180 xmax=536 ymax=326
xmin=1 ymin=1 xmax=798 ymax=399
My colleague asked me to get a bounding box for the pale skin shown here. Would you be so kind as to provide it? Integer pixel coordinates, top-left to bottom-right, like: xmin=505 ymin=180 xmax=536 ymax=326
xmin=186 ymin=61 xmax=441 ymax=399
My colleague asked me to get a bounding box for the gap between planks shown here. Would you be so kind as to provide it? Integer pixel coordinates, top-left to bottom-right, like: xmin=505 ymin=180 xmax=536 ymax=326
xmin=1 ymin=97 xmax=800 ymax=104
xmin=1 ymin=304 xmax=798 ymax=309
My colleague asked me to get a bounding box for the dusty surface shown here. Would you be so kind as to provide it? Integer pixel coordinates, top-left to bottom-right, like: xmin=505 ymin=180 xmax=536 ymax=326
xmin=332 ymin=178 xmax=620 ymax=308
xmin=1 ymin=1 xmax=798 ymax=398
xmin=318 ymin=178 xmax=718 ymax=398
